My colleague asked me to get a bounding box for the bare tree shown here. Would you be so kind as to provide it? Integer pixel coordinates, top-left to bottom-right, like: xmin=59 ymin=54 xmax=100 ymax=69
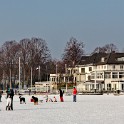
xmin=26 ymin=37 xmax=51 ymax=82
xmin=91 ymin=43 xmax=118 ymax=54
xmin=0 ymin=40 xmax=19 ymax=88
xmin=103 ymin=43 xmax=118 ymax=53
xmin=62 ymin=37 xmax=85 ymax=66
xmin=0 ymin=37 xmax=51 ymax=89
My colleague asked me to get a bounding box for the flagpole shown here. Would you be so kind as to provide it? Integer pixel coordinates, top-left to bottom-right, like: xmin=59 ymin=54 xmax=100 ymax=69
xmin=31 ymin=67 xmax=32 ymax=91
xmin=19 ymin=57 xmax=20 ymax=92
xmin=56 ymin=64 xmax=58 ymax=93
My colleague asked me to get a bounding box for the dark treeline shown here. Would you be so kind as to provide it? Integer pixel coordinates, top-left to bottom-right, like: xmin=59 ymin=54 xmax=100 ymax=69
xmin=0 ymin=37 xmax=118 ymax=89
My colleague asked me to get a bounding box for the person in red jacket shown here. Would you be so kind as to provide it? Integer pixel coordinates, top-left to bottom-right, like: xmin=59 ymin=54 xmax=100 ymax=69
xmin=73 ymin=87 xmax=77 ymax=102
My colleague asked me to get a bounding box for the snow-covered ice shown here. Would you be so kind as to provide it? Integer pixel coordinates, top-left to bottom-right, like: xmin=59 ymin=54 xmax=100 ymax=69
xmin=1 ymin=94 xmax=124 ymax=124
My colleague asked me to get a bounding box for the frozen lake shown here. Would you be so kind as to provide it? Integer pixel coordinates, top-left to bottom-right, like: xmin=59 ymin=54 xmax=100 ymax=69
xmin=0 ymin=94 xmax=124 ymax=124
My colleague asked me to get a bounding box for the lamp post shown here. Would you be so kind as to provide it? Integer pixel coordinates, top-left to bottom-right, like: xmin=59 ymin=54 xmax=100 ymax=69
xmin=31 ymin=67 xmax=32 ymax=91
xmin=94 ymin=70 xmax=97 ymax=93
xmin=36 ymin=66 xmax=41 ymax=82
xmin=38 ymin=66 xmax=40 ymax=82
xmin=56 ymin=64 xmax=58 ymax=93
xmin=10 ymin=68 xmax=12 ymax=89
xmin=2 ymin=70 xmax=5 ymax=90
xmin=9 ymin=60 xmax=13 ymax=89
xmin=46 ymin=65 xmax=49 ymax=92
xmin=19 ymin=57 xmax=21 ymax=92
xmin=65 ymin=64 xmax=68 ymax=93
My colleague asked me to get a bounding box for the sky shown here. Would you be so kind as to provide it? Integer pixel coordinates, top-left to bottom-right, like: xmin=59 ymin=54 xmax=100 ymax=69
xmin=0 ymin=0 xmax=124 ymax=59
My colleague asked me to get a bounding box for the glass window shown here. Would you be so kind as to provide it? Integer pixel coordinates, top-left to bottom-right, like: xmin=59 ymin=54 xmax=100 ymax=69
xmin=97 ymin=72 xmax=103 ymax=79
xmin=91 ymin=73 xmax=95 ymax=79
xmin=120 ymin=65 xmax=123 ymax=69
xmin=105 ymin=72 xmax=111 ymax=78
xmin=107 ymin=83 xmax=111 ymax=90
xmin=81 ymin=68 xmax=85 ymax=73
xmin=114 ymin=84 xmax=116 ymax=90
xmin=112 ymin=65 xmax=115 ymax=69
xmin=119 ymin=72 xmax=124 ymax=78
xmin=104 ymin=65 xmax=106 ymax=69
xmin=122 ymin=84 xmax=124 ymax=90
xmin=112 ymin=72 xmax=118 ymax=78
xmin=89 ymin=67 xmax=92 ymax=71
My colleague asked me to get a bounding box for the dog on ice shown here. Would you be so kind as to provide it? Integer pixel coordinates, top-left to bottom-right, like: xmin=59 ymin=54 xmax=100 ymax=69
xmin=19 ymin=96 xmax=26 ymax=104
xmin=6 ymin=95 xmax=12 ymax=111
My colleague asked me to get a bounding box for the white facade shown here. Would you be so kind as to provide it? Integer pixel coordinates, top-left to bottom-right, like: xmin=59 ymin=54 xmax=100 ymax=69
xmin=35 ymin=81 xmax=50 ymax=92
xmin=76 ymin=64 xmax=124 ymax=92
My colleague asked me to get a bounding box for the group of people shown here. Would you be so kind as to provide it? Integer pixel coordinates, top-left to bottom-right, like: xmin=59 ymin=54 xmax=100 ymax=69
xmin=45 ymin=95 xmax=57 ymax=102
xmin=59 ymin=86 xmax=77 ymax=102
xmin=3 ymin=86 xmax=77 ymax=111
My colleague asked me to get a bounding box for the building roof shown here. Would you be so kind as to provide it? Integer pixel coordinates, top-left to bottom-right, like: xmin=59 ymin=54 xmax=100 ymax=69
xmin=78 ymin=52 xmax=124 ymax=65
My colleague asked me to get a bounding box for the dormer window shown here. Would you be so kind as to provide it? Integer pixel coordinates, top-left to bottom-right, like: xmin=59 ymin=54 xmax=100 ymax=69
xmin=117 ymin=57 xmax=124 ymax=61
xmin=101 ymin=57 xmax=105 ymax=62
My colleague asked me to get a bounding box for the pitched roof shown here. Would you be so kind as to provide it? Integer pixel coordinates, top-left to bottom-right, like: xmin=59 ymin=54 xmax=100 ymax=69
xmin=78 ymin=52 xmax=124 ymax=65
xmin=106 ymin=53 xmax=124 ymax=64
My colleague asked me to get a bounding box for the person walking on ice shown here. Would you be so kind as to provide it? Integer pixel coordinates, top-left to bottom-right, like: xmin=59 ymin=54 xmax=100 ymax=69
xmin=59 ymin=88 xmax=64 ymax=102
xmin=73 ymin=87 xmax=77 ymax=102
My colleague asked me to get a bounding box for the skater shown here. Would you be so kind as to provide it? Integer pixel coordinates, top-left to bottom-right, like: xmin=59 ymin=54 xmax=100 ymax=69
xmin=6 ymin=88 xmax=14 ymax=110
xmin=53 ymin=96 xmax=57 ymax=102
xmin=0 ymin=91 xmax=2 ymax=102
xmin=59 ymin=88 xmax=64 ymax=102
xmin=73 ymin=87 xmax=77 ymax=102
xmin=10 ymin=89 xmax=14 ymax=110
xmin=6 ymin=95 xmax=12 ymax=110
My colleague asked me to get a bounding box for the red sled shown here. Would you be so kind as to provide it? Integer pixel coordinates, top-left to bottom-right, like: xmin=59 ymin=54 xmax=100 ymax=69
xmin=31 ymin=98 xmax=34 ymax=102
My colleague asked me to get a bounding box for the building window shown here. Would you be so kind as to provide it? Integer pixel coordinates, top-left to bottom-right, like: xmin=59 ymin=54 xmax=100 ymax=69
xmin=112 ymin=65 xmax=115 ymax=69
xmin=101 ymin=65 xmax=103 ymax=69
xmin=114 ymin=84 xmax=116 ymax=90
xmin=122 ymin=84 xmax=124 ymax=90
xmin=105 ymin=72 xmax=111 ymax=78
xmin=112 ymin=72 xmax=118 ymax=78
xmin=120 ymin=65 xmax=123 ymax=70
xmin=104 ymin=65 xmax=106 ymax=69
xmin=89 ymin=67 xmax=92 ymax=71
xmin=119 ymin=72 xmax=124 ymax=78
xmin=107 ymin=83 xmax=111 ymax=90
xmin=97 ymin=72 xmax=103 ymax=79
xmin=91 ymin=73 xmax=95 ymax=79
xmin=81 ymin=68 xmax=85 ymax=73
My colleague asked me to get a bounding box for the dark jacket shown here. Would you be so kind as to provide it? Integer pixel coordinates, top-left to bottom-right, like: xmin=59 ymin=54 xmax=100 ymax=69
xmin=10 ymin=89 xmax=14 ymax=98
xmin=7 ymin=89 xmax=14 ymax=98
xmin=59 ymin=89 xmax=64 ymax=97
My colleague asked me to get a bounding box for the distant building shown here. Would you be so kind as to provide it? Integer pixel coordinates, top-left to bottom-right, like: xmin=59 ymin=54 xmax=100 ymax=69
xmin=50 ymin=52 xmax=124 ymax=92
xmin=35 ymin=81 xmax=50 ymax=92
xmin=75 ymin=52 xmax=124 ymax=92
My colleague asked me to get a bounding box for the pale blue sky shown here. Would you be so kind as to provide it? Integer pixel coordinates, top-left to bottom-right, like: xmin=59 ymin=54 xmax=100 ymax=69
xmin=0 ymin=0 xmax=124 ymax=59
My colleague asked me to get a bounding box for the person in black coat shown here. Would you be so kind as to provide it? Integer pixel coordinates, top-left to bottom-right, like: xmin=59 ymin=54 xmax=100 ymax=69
xmin=10 ymin=89 xmax=14 ymax=110
xmin=0 ymin=91 xmax=2 ymax=102
xmin=59 ymin=88 xmax=64 ymax=102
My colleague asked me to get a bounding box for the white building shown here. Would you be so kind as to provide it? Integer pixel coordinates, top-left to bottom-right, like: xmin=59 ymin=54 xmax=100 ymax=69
xmin=49 ymin=52 xmax=124 ymax=93
xmin=35 ymin=81 xmax=50 ymax=92
xmin=75 ymin=53 xmax=124 ymax=92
